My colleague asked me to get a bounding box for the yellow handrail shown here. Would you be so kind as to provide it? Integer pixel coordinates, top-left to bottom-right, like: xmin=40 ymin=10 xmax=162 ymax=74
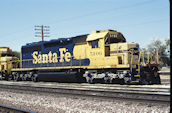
xmin=150 ymin=53 xmax=153 ymax=63
xmin=130 ymin=51 xmax=133 ymax=72
xmin=142 ymin=51 xmax=145 ymax=66
xmin=155 ymin=50 xmax=159 ymax=64
xmin=147 ymin=52 xmax=150 ymax=64
xmin=137 ymin=51 xmax=142 ymax=73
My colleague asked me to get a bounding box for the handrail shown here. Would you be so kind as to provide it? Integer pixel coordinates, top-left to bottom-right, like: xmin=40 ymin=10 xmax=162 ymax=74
xmin=129 ymin=50 xmax=159 ymax=74
xmin=137 ymin=51 xmax=141 ymax=73
xmin=155 ymin=51 xmax=159 ymax=64
xmin=130 ymin=50 xmax=134 ymax=72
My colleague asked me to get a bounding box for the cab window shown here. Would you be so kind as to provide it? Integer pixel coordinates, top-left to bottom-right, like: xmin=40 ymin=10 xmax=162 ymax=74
xmin=105 ymin=33 xmax=126 ymax=44
xmin=91 ymin=40 xmax=99 ymax=48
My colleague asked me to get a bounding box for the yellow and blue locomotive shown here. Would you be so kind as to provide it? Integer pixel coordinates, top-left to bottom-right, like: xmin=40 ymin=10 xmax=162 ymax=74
xmin=0 ymin=47 xmax=18 ymax=80
xmin=2 ymin=29 xmax=161 ymax=84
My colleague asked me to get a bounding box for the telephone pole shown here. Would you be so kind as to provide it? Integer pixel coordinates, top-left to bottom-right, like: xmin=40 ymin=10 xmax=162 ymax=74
xmin=35 ymin=25 xmax=50 ymax=41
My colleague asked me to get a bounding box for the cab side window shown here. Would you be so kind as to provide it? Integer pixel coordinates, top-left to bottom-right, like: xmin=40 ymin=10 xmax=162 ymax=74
xmin=92 ymin=40 xmax=99 ymax=48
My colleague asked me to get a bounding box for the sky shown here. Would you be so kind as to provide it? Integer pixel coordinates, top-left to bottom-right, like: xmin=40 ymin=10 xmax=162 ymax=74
xmin=0 ymin=0 xmax=170 ymax=51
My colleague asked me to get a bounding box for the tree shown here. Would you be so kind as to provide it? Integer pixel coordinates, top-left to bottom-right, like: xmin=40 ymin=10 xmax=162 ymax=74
xmin=13 ymin=51 xmax=20 ymax=59
xmin=145 ymin=39 xmax=170 ymax=67
xmin=165 ymin=39 xmax=170 ymax=57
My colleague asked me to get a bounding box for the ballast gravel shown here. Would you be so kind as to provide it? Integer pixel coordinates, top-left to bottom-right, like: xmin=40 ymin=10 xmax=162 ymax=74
xmin=0 ymin=88 xmax=170 ymax=113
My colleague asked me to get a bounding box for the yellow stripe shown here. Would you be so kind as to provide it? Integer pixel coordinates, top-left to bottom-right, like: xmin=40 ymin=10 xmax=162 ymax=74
xmin=11 ymin=65 xmax=130 ymax=71
xmin=134 ymin=75 xmax=140 ymax=77
xmin=131 ymin=81 xmax=139 ymax=83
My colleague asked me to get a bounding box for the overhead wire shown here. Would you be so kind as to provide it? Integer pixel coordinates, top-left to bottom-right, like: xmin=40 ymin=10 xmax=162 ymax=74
xmin=47 ymin=0 xmax=157 ymax=25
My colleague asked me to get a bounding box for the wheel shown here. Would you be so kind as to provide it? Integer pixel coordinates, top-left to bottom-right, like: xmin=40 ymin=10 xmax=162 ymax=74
xmin=88 ymin=78 xmax=93 ymax=84
xmin=123 ymin=77 xmax=130 ymax=84
xmin=0 ymin=73 xmax=2 ymax=80
xmin=155 ymin=73 xmax=161 ymax=84
xmin=109 ymin=79 xmax=113 ymax=84
xmin=31 ymin=74 xmax=38 ymax=82
xmin=7 ymin=75 xmax=12 ymax=81
xmin=21 ymin=74 xmax=27 ymax=81
xmin=86 ymin=77 xmax=93 ymax=84
xmin=13 ymin=74 xmax=19 ymax=81
xmin=4 ymin=75 xmax=10 ymax=81
xmin=104 ymin=77 xmax=110 ymax=83
xmin=119 ymin=79 xmax=125 ymax=85
xmin=151 ymin=66 xmax=161 ymax=84
xmin=145 ymin=73 xmax=153 ymax=85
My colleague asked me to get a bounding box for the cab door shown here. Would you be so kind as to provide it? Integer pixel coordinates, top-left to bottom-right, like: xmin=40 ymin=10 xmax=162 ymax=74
xmin=105 ymin=45 xmax=110 ymax=56
xmin=104 ymin=36 xmax=110 ymax=56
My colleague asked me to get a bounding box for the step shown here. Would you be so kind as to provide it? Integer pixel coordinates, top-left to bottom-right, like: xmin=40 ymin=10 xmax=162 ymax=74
xmin=134 ymin=75 xmax=140 ymax=77
xmin=131 ymin=81 xmax=140 ymax=83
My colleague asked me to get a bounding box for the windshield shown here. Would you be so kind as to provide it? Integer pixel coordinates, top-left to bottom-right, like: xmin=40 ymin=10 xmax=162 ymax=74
xmin=105 ymin=33 xmax=126 ymax=44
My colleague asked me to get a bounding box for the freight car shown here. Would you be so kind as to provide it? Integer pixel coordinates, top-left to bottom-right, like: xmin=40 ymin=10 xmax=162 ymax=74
xmin=1 ymin=29 xmax=161 ymax=84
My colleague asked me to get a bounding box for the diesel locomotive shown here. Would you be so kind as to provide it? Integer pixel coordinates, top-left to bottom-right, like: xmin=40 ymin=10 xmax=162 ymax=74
xmin=0 ymin=29 xmax=161 ymax=84
xmin=0 ymin=47 xmax=18 ymax=80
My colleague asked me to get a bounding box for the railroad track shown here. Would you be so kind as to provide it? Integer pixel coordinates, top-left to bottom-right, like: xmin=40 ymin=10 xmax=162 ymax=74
xmin=0 ymin=81 xmax=170 ymax=103
xmin=1 ymin=81 xmax=170 ymax=92
xmin=0 ymin=104 xmax=34 ymax=113
xmin=159 ymin=71 xmax=170 ymax=85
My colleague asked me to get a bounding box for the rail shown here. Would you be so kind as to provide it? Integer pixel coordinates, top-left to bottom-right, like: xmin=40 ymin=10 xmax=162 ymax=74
xmin=0 ymin=81 xmax=170 ymax=102
xmin=158 ymin=71 xmax=170 ymax=75
xmin=0 ymin=104 xmax=35 ymax=113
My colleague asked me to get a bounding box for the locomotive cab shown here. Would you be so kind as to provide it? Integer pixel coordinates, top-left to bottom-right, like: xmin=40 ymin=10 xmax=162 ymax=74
xmin=85 ymin=30 xmax=139 ymax=69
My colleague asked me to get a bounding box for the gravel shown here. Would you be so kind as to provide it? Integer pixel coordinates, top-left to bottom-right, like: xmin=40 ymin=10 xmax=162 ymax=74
xmin=0 ymin=88 xmax=170 ymax=113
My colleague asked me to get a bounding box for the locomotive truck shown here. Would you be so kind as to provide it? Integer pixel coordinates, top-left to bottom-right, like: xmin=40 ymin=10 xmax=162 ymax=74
xmin=0 ymin=29 xmax=161 ymax=84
